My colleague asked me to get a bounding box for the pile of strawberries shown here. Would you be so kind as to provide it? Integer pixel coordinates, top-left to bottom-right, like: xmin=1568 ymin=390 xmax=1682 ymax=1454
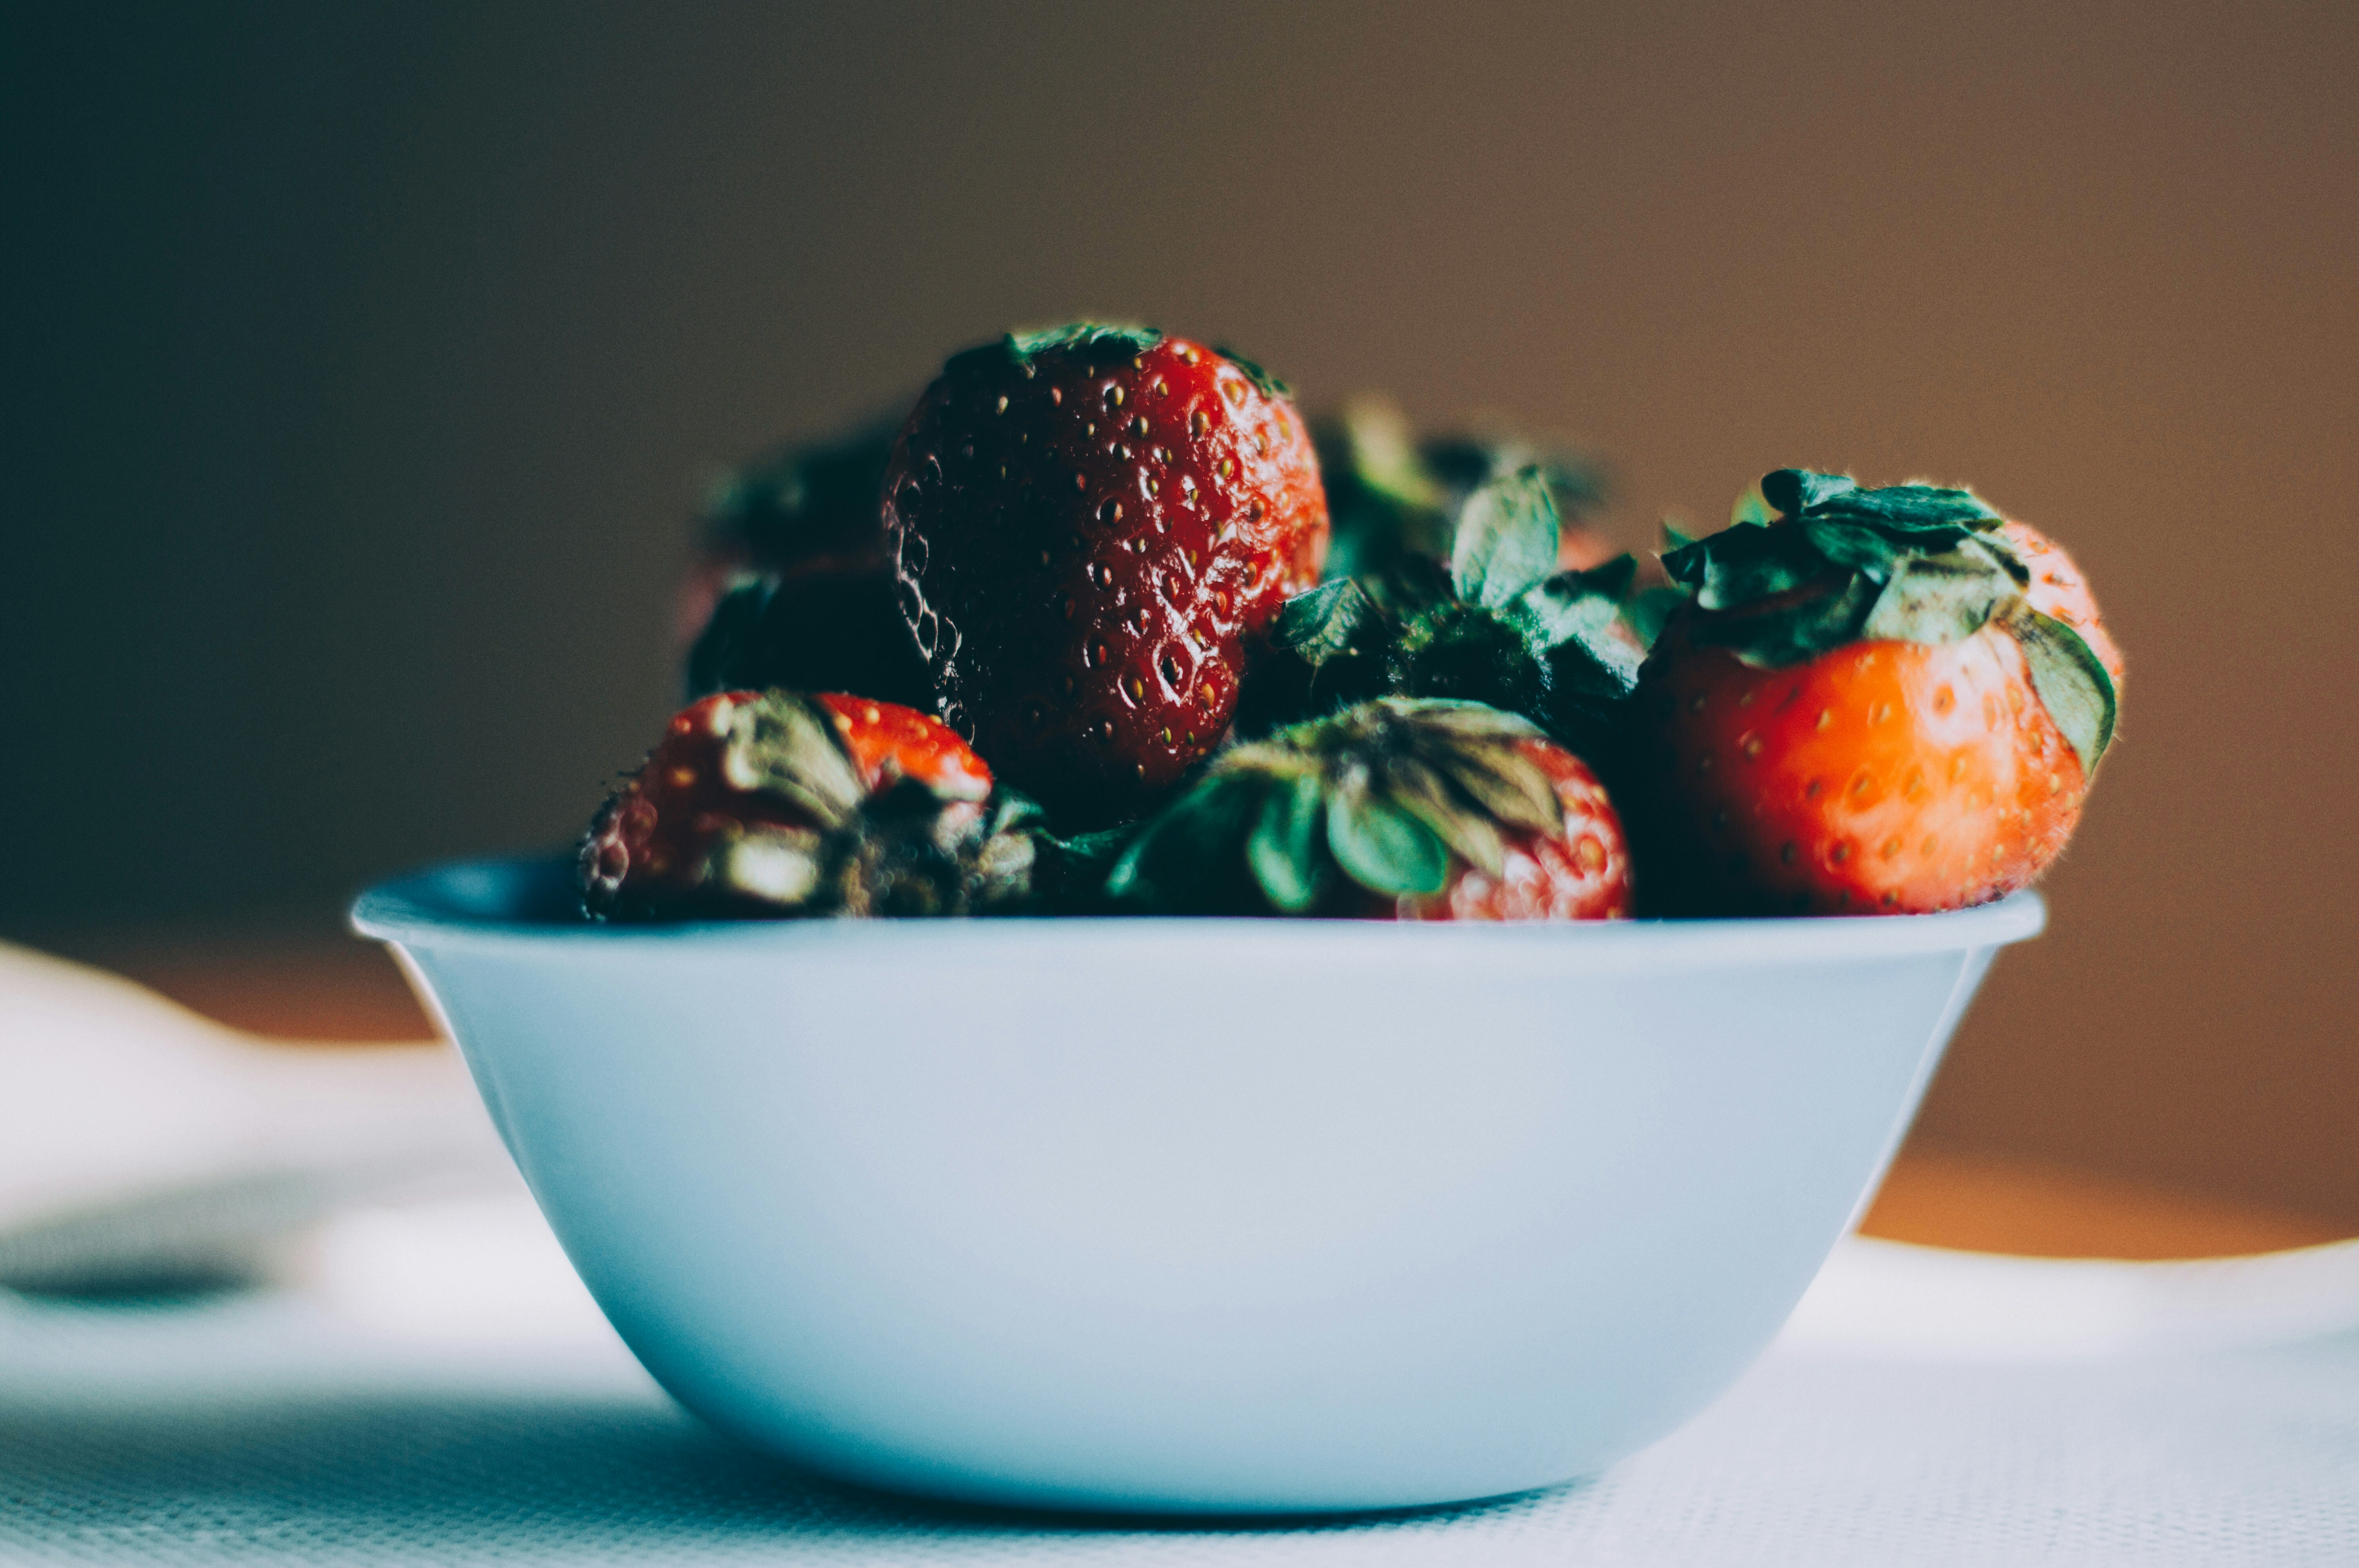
xmin=585 ymin=324 xmax=2119 ymax=924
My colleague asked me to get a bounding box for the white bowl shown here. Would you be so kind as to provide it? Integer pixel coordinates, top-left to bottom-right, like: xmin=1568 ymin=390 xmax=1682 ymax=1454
xmin=354 ymin=857 xmax=2041 ymax=1515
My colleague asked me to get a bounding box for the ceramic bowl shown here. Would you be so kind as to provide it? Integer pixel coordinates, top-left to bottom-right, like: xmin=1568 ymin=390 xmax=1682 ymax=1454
xmin=353 ymin=855 xmax=2041 ymax=1514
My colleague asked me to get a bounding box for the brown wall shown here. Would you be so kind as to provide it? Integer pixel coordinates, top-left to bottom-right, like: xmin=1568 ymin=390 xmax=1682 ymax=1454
xmin=9 ymin=2 xmax=2356 ymax=1220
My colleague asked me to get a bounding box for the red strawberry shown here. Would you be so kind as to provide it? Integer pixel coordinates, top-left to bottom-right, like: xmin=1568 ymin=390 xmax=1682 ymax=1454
xmin=1107 ymin=697 xmax=1631 ymax=920
xmin=1401 ymin=737 xmax=1630 ymax=920
xmin=883 ymin=324 xmax=1329 ymax=821
xmin=1636 ymin=470 xmax=2120 ymax=915
xmin=580 ymin=690 xmax=1032 ymax=919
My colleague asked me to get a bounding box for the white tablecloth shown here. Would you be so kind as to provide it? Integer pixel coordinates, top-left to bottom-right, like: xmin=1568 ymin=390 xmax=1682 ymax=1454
xmin=6 ymin=1227 xmax=2355 ymax=1567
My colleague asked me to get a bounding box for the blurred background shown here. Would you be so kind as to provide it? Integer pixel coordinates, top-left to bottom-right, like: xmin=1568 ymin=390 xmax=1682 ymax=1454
xmin=7 ymin=3 xmax=2355 ymax=1227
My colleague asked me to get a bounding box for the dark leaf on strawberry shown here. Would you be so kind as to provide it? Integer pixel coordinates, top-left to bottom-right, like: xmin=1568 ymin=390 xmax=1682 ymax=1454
xmin=1428 ymin=747 xmax=1563 ymax=840
xmin=1327 ymin=791 xmax=1450 ymax=897
xmin=999 ymin=321 xmax=1163 ymax=365
xmin=1270 ymin=579 xmax=1380 ymax=667
xmin=1859 ymin=548 xmax=2013 ymax=646
xmin=1512 ymin=569 xmax=1643 ymax=694
xmin=1563 ymin=552 xmax=1639 ymax=600
xmin=1425 ymin=434 xmax=1607 ymax=519
xmin=1384 ymin=753 xmax=1507 ymax=876
xmin=1621 ymin=585 xmax=1689 ymax=647
xmin=1247 ymin=772 xmax=1325 ymax=912
xmin=1213 ymin=344 xmax=1292 ymax=400
xmin=1761 ymin=468 xmax=1997 ymax=535
xmin=1808 ymin=482 xmax=1999 ymax=534
xmin=1998 ymin=603 xmax=2118 ymax=774
xmin=1664 ymin=523 xmax=1832 ymax=610
xmin=1103 ymin=775 xmax=1264 ymax=910
xmin=1759 ymin=468 xmax=1859 ymax=517
xmin=716 ymin=694 xmax=872 ymax=826
xmin=1684 ymin=573 xmax=1880 ymax=669
xmin=1800 ymin=518 xmax=1905 ymax=579
xmin=1452 ymin=467 xmax=1560 ymax=610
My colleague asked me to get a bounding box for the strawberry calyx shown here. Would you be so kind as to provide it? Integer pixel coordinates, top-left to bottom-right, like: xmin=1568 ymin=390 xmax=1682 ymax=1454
xmin=1211 ymin=344 xmax=1290 ymax=400
xmin=944 ymin=321 xmax=1165 ymax=380
xmin=1243 ymin=468 xmax=1649 ymax=760
xmin=582 ymin=689 xmax=1037 ymax=920
xmin=1661 ymin=469 xmax=2117 ymax=773
xmin=1107 ymin=697 xmax=1572 ymax=914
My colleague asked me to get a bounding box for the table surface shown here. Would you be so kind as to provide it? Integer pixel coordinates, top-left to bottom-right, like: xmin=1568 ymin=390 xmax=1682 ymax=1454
xmin=36 ymin=929 xmax=2357 ymax=1263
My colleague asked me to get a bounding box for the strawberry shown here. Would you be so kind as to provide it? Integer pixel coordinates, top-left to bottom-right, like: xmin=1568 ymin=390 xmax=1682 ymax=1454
xmin=883 ymin=324 xmax=1329 ymax=822
xmin=1635 ymin=470 xmax=2121 ymax=915
xmin=580 ymin=690 xmax=1035 ymax=919
xmin=1106 ymin=697 xmax=1632 ymax=920
xmin=680 ymin=423 xmax=933 ymax=709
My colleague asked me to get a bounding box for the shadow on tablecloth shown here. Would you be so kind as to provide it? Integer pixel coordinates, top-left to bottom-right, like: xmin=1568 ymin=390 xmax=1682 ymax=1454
xmin=0 ymin=1378 xmax=1570 ymax=1565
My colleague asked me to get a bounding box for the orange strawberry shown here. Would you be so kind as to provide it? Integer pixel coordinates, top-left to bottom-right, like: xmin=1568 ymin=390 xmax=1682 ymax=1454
xmin=1636 ymin=470 xmax=2119 ymax=915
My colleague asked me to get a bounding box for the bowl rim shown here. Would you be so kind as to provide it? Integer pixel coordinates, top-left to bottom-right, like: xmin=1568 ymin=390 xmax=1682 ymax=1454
xmin=351 ymin=853 xmax=2047 ymax=965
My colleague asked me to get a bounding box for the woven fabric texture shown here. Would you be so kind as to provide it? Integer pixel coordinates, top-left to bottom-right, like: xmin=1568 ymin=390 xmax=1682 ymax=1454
xmin=4 ymin=1290 xmax=2355 ymax=1567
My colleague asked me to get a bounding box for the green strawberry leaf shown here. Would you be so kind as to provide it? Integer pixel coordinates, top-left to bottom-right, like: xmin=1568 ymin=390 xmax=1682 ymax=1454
xmin=1247 ymin=773 xmax=1325 ymax=912
xmin=1812 ymin=482 xmax=1999 ymax=533
xmin=720 ymin=693 xmax=869 ymax=826
xmin=1103 ymin=774 xmax=1259 ymax=908
xmin=1564 ymin=552 xmax=1639 ymax=599
xmin=1452 ymin=467 xmax=1561 ymax=610
xmin=1858 ymin=546 xmax=2012 ymax=646
xmin=1999 ymin=604 xmax=2117 ymax=775
xmin=1326 ymin=790 xmax=1450 ymax=897
xmin=1621 ymin=585 xmax=1688 ymax=647
xmin=1685 ymin=573 xmax=1881 ymax=669
xmin=1512 ymin=575 xmax=1642 ymax=694
xmin=1801 ymin=518 xmax=1905 ymax=580
xmin=1005 ymin=321 xmax=1161 ymax=360
xmin=1213 ymin=344 xmax=1291 ymax=400
xmin=1384 ymin=756 xmax=1506 ymax=877
xmin=1429 ymin=744 xmax=1564 ymax=839
xmin=1270 ymin=579 xmax=1380 ymax=666
xmin=949 ymin=323 xmax=1163 ymax=380
xmin=1760 ymin=469 xmax=1859 ymax=517
xmin=1664 ymin=523 xmax=1832 ymax=610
